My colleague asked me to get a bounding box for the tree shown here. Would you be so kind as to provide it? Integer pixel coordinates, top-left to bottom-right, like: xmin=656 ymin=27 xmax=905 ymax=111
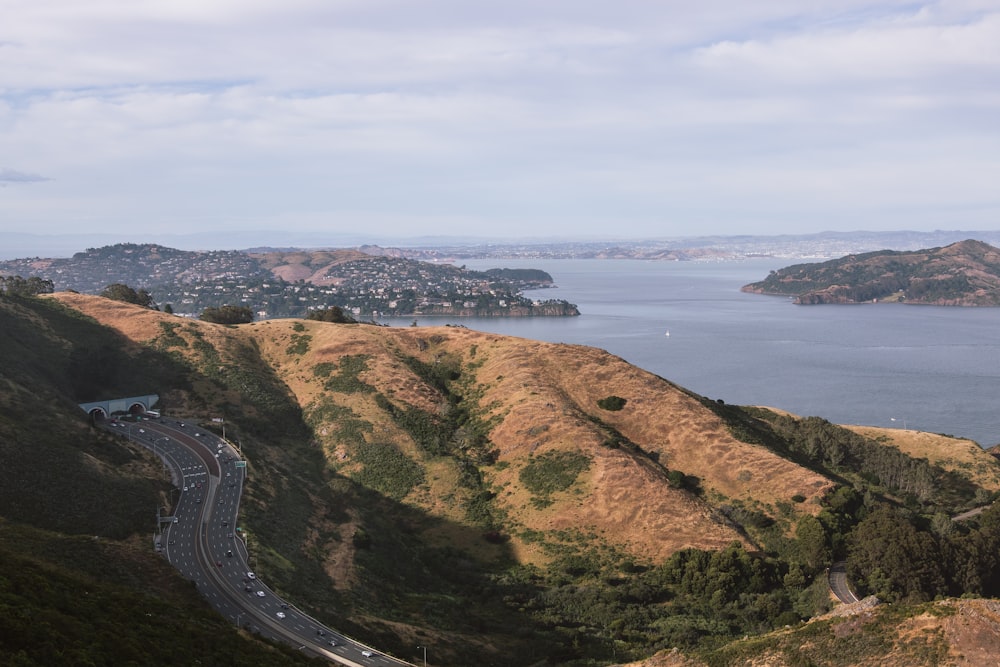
xmin=163 ymin=303 xmax=174 ymax=314
xmin=200 ymin=305 xmax=254 ymax=324
xmin=0 ymin=275 xmax=54 ymax=297
xmin=305 ymin=306 xmax=355 ymax=323
xmin=100 ymin=283 xmax=155 ymax=308
xmin=794 ymin=514 xmax=830 ymax=575
xmin=847 ymin=506 xmax=945 ymax=602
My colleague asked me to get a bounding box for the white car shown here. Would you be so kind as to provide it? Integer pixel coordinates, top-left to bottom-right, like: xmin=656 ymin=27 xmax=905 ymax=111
xmin=255 ymin=590 xmax=265 ymax=597
xmin=276 ymin=611 xmax=286 ymax=619
xmin=247 ymin=572 xmax=255 ymax=579
xmin=361 ymin=650 xmax=373 ymax=657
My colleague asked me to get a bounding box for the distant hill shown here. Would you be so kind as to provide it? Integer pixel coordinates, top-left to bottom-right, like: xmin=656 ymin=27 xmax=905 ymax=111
xmin=741 ymin=239 xmax=1000 ymax=305
xmin=4 ymin=289 xmax=1000 ymax=665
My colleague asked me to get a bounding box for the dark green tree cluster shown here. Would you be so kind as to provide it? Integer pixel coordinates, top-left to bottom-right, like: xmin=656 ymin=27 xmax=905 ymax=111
xmin=306 ymin=305 xmax=356 ymax=323
xmin=736 ymin=411 xmax=976 ymax=510
xmin=99 ymin=282 xmax=155 ymax=308
xmin=848 ymin=504 xmax=1000 ymax=603
xmin=515 ymin=540 xmax=802 ymax=660
xmin=0 ymin=275 xmax=54 ymax=297
xmin=199 ymin=304 xmax=254 ymax=324
xmin=907 ymin=274 xmax=973 ymax=301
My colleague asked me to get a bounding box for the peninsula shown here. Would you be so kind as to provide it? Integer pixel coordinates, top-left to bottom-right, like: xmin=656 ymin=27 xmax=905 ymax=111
xmin=741 ymin=239 xmax=1000 ymax=305
xmin=0 ymin=243 xmax=579 ymax=319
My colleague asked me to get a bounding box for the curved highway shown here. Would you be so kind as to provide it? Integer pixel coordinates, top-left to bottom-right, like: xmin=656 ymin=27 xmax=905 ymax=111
xmin=828 ymin=561 xmax=860 ymax=604
xmin=105 ymin=416 xmax=413 ymax=667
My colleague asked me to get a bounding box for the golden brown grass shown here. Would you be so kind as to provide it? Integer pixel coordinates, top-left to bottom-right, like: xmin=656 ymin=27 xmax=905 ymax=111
xmin=52 ymin=293 xmax=979 ymax=569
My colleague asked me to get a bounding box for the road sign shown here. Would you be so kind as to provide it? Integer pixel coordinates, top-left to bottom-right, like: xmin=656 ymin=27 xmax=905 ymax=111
xmin=234 ymin=461 xmax=246 ymax=468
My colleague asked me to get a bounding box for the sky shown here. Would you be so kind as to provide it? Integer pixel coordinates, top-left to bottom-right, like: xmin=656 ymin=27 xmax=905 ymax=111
xmin=1 ymin=0 xmax=998 ymax=249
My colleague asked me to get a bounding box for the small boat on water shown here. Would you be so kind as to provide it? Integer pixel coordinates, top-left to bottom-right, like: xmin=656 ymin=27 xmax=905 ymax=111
xmin=664 ymin=330 xmax=670 ymax=337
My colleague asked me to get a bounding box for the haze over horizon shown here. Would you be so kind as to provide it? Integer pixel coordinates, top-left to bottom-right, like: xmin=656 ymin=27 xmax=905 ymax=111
xmin=2 ymin=1 xmax=998 ymax=244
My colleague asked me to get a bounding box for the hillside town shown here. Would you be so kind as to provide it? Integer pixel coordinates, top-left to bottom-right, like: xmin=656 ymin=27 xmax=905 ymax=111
xmin=0 ymin=244 xmax=578 ymax=319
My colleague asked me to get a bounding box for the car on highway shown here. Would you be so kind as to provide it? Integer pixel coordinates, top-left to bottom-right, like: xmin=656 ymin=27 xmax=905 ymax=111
xmin=247 ymin=572 xmax=255 ymax=579
xmin=362 ymin=650 xmax=373 ymax=657
xmin=276 ymin=612 xmax=286 ymax=619
xmin=255 ymin=590 xmax=265 ymax=597
xmin=329 ymin=640 xmax=338 ymax=647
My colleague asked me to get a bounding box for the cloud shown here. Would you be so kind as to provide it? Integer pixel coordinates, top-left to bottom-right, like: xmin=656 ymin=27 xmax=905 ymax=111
xmin=0 ymin=1 xmax=998 ymax=239
xmin=0 ymin=168 xmax=50 ymax=185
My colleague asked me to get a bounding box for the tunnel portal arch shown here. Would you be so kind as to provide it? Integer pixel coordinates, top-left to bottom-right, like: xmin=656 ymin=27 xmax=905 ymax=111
xmin=78 ymin=395 xmax=159 ymax=421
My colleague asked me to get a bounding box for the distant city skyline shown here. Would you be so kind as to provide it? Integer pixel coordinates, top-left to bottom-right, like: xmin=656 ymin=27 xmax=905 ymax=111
xmin=2 ymin=2 xmax=998 ymax=241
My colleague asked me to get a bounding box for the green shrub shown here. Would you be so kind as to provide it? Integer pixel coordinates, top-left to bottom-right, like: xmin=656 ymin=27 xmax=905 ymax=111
xmin=286 ymin=333 xmax=311 ymax=355
xmin=351 ymin=441 xmax=424 ymax=500
xmin=520 ymin=451 xmax=591 ymax=497
xmin=325 ymin=354 xmax=375 ymax=394
xmin=597 ymin=395 xmax=627 ymax=411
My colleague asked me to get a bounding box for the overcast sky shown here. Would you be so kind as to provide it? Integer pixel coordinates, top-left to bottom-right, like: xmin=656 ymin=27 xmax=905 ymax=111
xmin=1 ymin=0 xmax=998 ymax=245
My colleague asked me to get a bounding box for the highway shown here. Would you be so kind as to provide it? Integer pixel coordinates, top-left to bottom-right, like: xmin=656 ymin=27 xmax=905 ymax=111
xmin=105 ymin=416 xmax=413 ymax=667
xmin=828 ymin=561 xmax=860 ymax=604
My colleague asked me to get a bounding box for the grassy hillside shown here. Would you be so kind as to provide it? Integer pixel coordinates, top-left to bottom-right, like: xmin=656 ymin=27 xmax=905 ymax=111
xmin=0 ymin=296 xmax=317 ymax=666
xmin=4 ymin=290 xmax=1000 ymax=666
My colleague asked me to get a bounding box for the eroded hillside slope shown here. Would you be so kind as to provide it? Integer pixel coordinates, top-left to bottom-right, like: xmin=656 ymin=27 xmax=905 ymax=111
xmin=50 ymin=294 xmax=832 ymax=561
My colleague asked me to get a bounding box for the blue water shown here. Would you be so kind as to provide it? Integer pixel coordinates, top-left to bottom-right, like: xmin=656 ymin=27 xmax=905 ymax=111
xmin=384 ymin=258 xmax=1000 ymax=447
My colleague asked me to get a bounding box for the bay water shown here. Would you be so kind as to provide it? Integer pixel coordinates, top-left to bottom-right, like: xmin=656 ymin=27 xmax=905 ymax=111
xmin=386 ymin=258 xmax=1000 ymax=448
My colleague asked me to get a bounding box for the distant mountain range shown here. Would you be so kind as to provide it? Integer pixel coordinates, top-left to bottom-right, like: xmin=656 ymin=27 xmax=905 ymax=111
xmin=5 ymin=228 xmax=1000 ymax=261
xmin=742 ymin=239 xmax=1000 ymax=306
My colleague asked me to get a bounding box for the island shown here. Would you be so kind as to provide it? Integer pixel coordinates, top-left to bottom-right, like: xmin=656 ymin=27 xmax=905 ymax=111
xmin=741 ymin=239 xmax=1000 ymax=306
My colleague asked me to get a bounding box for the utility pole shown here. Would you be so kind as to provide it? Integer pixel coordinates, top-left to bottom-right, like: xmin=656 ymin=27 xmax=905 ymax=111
xmin=418 ymin=645 xmax=427 ymax=667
